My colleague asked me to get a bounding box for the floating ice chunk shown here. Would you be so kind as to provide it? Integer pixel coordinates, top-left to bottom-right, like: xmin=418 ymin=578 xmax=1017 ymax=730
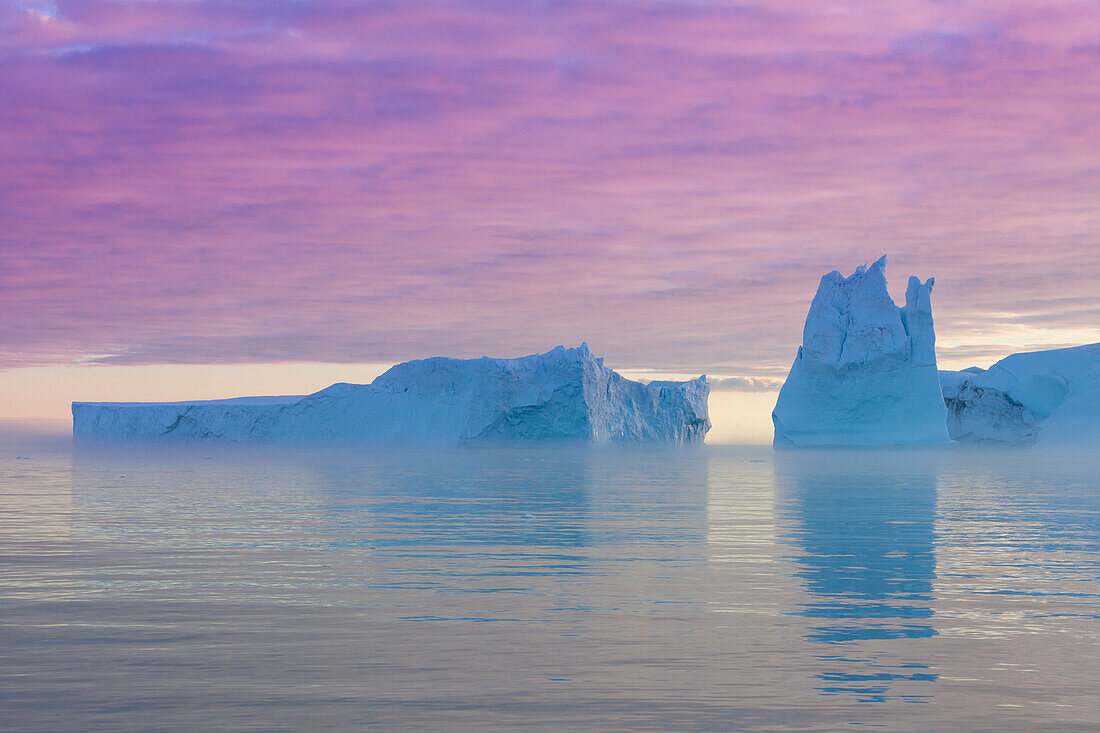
xmin=73 ymin=345 xmax=710 ymax=446
xmin=941 ymin=343 xmax=1100 ymax=447
xmin=772 ymin=256 xmax=951 ymax=447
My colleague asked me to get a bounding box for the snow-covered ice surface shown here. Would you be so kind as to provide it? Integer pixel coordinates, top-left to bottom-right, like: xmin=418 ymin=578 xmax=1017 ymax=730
xmin=772 ymin=256 xmax=951 ymax=447
xmin=73 ymin=345 xmax=711 ymax=446
xmin=941 ymin=343 xmax=1100 ymax=447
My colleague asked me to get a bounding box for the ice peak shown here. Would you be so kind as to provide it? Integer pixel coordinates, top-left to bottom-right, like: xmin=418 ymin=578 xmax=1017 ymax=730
xmin=773 ymin=256 xmax=950 ymax=447
xmin=846 ymin=254 xmax=888 ymax=281
xmin=905 ymin=275 xmax=935 ymax=315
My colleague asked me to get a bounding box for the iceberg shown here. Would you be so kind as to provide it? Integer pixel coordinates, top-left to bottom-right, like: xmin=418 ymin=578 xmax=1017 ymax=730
xmin=73 ymin=344 xmax=711 ymax=446
xmin=772 ymin=256 xmax=952 ymax=447
xmin=940 ymin=343 xmax=1100 ymax=447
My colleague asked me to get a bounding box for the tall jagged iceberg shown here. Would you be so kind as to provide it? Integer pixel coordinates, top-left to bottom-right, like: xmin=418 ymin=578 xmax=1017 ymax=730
xmin=73 ymin=344 xmax=711 ymax=446
xmin=772 ymin=256 xmax=951 ymax=447
xmin=940 ymin=343 xmax=1100 ymax=447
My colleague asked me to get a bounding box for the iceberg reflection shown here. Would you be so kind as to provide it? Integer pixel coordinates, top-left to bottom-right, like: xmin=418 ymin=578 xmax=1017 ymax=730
xmin=775 ymin=449 xmax=941 ymax=702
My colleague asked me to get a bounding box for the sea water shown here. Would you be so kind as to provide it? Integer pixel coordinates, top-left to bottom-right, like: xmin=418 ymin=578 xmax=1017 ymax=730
xmin=1 ymin=430 xmax=1098 ymax=731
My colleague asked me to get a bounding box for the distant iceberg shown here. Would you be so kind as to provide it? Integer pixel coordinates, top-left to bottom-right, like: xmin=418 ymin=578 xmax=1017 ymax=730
xmin=73 ymin=344 xmax=711 ymax=446
xmin=772 ymin=256 xmax=952 ymax=448
xmin=941 ymin=343 xmax=1100 ymax=447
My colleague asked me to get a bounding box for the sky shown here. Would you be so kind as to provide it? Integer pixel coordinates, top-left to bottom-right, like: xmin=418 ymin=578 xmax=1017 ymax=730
xmin=2 ymin=1 xmax=1099 ymax=440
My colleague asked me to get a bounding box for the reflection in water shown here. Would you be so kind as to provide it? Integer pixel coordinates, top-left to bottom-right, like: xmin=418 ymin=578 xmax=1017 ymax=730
xmin=775 ymin=450 xmax=941 ymax=703
xmin=4 ymin=442 xmax=1100 ymax=730
xmin=70 ymin=445 xmax=711 ymax=552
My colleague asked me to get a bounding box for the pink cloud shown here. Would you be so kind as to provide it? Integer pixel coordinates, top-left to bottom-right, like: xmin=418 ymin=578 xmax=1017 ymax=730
xmin=2 ymin=1 xmax=1099 ymax=375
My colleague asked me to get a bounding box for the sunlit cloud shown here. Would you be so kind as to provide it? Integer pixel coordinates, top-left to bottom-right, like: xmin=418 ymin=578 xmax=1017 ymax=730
xmin=709 ymin=377 xmax=785 ymax=393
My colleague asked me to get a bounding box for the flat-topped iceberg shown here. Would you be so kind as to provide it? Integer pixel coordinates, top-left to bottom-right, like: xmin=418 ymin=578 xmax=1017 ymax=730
xmin=73 ymin=344 xmax=711 ymax=446
xmin=772 ymin=256 xmax=952 ymax=447
xmin=941 ymin=343 xmax=1100 ymax=447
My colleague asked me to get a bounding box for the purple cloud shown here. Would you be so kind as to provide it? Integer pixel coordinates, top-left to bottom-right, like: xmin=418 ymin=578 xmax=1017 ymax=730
xmin=2 ymin=1 xmax=1099 ymax=375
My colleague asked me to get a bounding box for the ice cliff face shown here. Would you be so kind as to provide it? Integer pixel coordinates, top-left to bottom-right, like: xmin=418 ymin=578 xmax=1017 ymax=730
xmin=73 ymin=345 xmax=711 ymax=446
xmin=940 ymin=343 xmax=1100 ymax=447
xmin=772 ymin=256 xmax=952 ymax=447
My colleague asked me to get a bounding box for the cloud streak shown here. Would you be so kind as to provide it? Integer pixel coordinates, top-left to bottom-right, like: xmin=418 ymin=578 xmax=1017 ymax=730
xmin=2 ymin=1 xmax=1099 ymax=374
xmin=709 ymin=377 xmax=785 ymax=393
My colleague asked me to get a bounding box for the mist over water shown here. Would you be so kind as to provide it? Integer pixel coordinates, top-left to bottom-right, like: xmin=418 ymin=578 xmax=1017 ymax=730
xmin=2 ymin=432 xmax=1098 ymax=731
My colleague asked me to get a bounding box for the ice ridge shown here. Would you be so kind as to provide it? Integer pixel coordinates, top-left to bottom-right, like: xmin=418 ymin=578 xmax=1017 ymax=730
xmin=73 ymin=344 xmax=711 ymax=446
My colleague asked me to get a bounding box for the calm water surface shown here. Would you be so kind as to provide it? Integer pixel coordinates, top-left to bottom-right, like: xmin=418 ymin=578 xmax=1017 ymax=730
xmin=1 ymin=431 xmax=1098 ymax=731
